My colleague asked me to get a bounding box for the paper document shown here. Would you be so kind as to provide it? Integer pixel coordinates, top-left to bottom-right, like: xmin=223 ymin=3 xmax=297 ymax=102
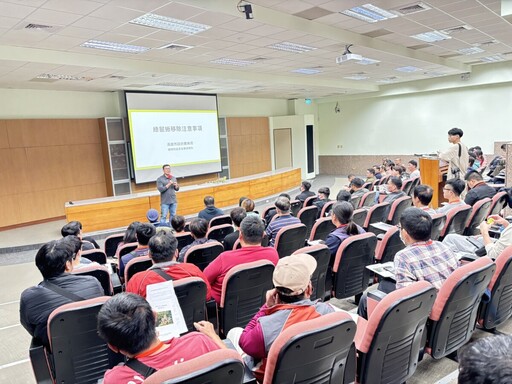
xmin=146 ymin=281 xmax=188 ymax=341
xmin=366 ymin=261 xmax=395 ymax=279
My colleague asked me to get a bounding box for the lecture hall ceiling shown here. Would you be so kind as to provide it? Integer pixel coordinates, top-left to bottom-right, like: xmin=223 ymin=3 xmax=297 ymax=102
xmin=0 ymin=0 xmax=510 ymax=99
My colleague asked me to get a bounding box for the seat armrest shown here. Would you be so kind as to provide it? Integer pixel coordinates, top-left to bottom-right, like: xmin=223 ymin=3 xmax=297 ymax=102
xmin=376 ymin=234 xmax=385 ymax=240
xmin=206 ymin=299 xmax=218 ymax=333
xmin=367 ymin=290 xmax=387 ymax=318
xmin=29 ymin=340 xmax=53 ymax=384
xmin=110 ymin=272 xmax=122 ymax=295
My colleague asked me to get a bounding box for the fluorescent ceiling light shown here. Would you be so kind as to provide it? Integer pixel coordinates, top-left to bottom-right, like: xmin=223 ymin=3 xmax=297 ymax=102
xmin=36 ymin=73 xmax=93 ymax=81
xmin=480 ymin=54 xmax=505 ymax=62
xmin=356 ymin=57 xmax=381 ymax=65
xmin=81 ymin=40 xmax=150 ymax=53
xmin=411 ymin=31 xmax=451 ymax=43
xmin=395 ymin=65 xmax=421 ymax=72
xmin=292 ymin=68 xmax=322 ymax=74
xmin=156 ymin=82 xmax=202 ymax=87
xmin=130 ymin=13 xmax=211 ymax=35
xmin=210 ymin=58 xmax=255 ymax=66
xmin=341 ymin=4 xmax=398 ymax=23
xmin=268 ymin=42 xmax=316 ymax=53
xmin=344 ymin=74 xmax=369 ymax=80
xmin=458 ymin=47 xmax=485 ymax=55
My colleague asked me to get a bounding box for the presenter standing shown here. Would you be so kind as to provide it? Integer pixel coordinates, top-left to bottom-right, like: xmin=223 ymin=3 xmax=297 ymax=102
xmin=157 ymin=164 xmax=179 ymax=224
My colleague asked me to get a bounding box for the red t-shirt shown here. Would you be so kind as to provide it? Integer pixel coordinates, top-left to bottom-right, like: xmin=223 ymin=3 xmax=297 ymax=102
xmin=203 ymin=246 xmax=279 ymax=303
xmin=103 ymin=333 xmax=219 ymax=384
xmin=126 ymin=262 xmax=212 ymax=300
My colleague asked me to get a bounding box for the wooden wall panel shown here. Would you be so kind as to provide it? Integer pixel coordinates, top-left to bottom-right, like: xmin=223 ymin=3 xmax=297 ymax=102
xmin=0 ymin=122 xmax=8 ymax=148
xmin=0 ymin=195 xmax=21 ymax=227
xmin=131 ymin=173 xmax=218 ymax=194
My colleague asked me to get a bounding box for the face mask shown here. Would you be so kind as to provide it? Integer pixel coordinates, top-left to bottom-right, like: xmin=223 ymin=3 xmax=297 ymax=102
xmin=399 ymin=230 xmax=406 ymax=245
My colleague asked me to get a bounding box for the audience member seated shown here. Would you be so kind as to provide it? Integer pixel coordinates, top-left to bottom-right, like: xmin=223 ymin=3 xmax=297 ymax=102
xmin=458 ymin=335 xmax=512 ymax=384
xmin=241 ymin=198 xmax=258 ymax=217
xmin=117 ymin=221 xmax=141 ymax=254
xmin=357 ymin=208 xmax=459 ymax=319
xmin=120 ymin=223 xmax=156 ymax=279
xmin=313 ymin=187 xmax=331 ymax=217
xmin=443 ymin=214 xmax=512 ymax=260
xmin=264 ymin=193 xmax=291 ymax=225
xmin=265 ymin=196 xmax=301 ymax=247
xmin=126 ymin=232 xmax=212 ymax=300
xmin=383 ymin=160 xmax=395 ymax=176
xmin=487 ymin=143 xmax=507 ymax=178
xmin=19 ymin=237 xmax=103 ymax=348
xmin=365 ymin=168 xmax=376 ymax=183
xmin=407 ymin=159 xmax=420 ymax=179
xmin=436 ymin=179 xmax=467 ymax=214
xmin=373 ymin=165 xmax=383 ymax=180
xmin=146 ymin=208 xmax=170 ymax=228
xmin=412 ymin=185 xmax=436 ymax=215
xmin=170 ymin=215 xmax=186 ymax=233
xmin=467 ymin=155 xmax=477 ymax=173
xmin=223 ymin=208 xmax=247 ymax=251
xmin=61 ymin=220 xmax=98 ymax=251
xmin=234 ymin=254 xmax=334 ymax=381
xmin=379 ymin=176 xmax=406 ymax=219
xmin=198 ymin=196 xmax=224 ymax=222
xmin=238 ymin=196 xmax=248 ymax=206
xmin=204 ymin=216 xmax=279 ymax=303
xmin=295 ymin=180 xmax=315 ymax=203
xmin=349 ymin=177 xmax=369 ymax=199
xmin=391 ymin=165 xmax=406 ymax=180
xmin=325 ymin=201 xmax=365 ymax=258
xmin=336 ymin=190 xmax=351 ymax=202
xmin=97 ymin=293 xmax=222 ymax=384
xmin=67 ymin=235 xmax=99 ymax=269
xmin=178 ymin=218 xmax=215 ymax=262
xmin=464 ymin=170 xmax=497 ymax=206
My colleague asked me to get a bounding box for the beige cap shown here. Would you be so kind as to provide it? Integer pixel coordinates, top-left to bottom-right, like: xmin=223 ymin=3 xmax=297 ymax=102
xmin=273 ymin=253 xmax=317 ymax=296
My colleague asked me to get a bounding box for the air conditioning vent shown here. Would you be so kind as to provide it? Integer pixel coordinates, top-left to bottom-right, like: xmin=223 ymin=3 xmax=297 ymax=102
xmin=393 ymin=2 xmax=431 ymax=15
xmin=25 ymin=23 xmax=53 ymax=30
xmin=442 ymin=25 xmax=473 ymax=34
xmin=157 ymin=43 xmax=192 ymax=51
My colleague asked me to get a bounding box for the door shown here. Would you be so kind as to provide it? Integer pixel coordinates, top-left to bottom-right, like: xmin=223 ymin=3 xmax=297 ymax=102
xmin=273 ymin=128 xmax=293 ymax=169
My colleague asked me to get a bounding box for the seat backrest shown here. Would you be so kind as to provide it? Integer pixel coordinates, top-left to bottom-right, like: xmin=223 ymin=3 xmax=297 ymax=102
xmin=374 ymin=226 xmax=405 ymax=264
xmin=80 ymin=249 xmax=107 ymax=264
xmin=430 ymin=213 xmax=447 ymax=241
xmin=401 ymin=177 xmax=414 ymax=195
xmin=48 ymin=297 xmax=124 ymax=384
xmin=357 ymin=281 xmax=437 ymax=384
xmin=303 ymin=195 xmax=318 ymax=207
xmin=72 ymin=264 xmax=113 ymax=295
xmin=125 ymin=255 xmax=153 ymax=283
xmin=143 ymin=349 xmax=244 ymax=384
xmin=290 ymin=200 xmax=302 ymax=217
xmin=309 ymin=217 xmax=336 ymax=241
xmin=220 ymin=260 xmax=275 ymax=336
xmin=362 ymin=181 xmax=373 ymax=190
xmin=350 ymin=195 xmax=362 ymax=210
xmin=274 ymin=223 xmax=308 ymax=258
xmin=363 ymin=202 xmax=390 ymax=229
xmin=184 ymin=242 xmax=224 ymax=271
xmin=438 ymin=204 xmax=472 ymax=240
xmin=292 ymin=244 xmax=331 ymax=301
xmin=386 ymin=196 xmax=412 ymax=225
xmin=410 ymin=176 xmax=421 ymax=192
xmin=175 ymin=232 xmax=194 ymax=251
xmin=428 ymin=257 xmax=495 ymax=359
xmin=263 ymin=312 xmax=356 ymax=384
xmin=261 ymin=205 xmax=276 ymax=220
xmin=489 ymin=191 xmax=508 ymax=216
xmin=332 ymin=232 xmax=378 ymax=299
xmin=480 ymin=246 xmax=512 ymax=330
xmin=359 ymin=191 xmax=377 ymax=208
xmin=208 ymin=214 xmax=231 ymax=228
xmin=116 ymin=242 xmax=138 ymax=258
xmin=173 ymin=277 xmax=207 ymax=333
xmin=104 ymin=233 xmax=124 ymax=257
xmin=352 ymin=208 xmax=368 ymax=228
xmin=464 ymin=198 xmax=492 ymax=236
xmin=207 ymin=224 xmax=234 ymax=243
xmin=298 ymin=206 xmax=319 ymax=239
xmin=320 ymin=200 xmax=335 ymax=217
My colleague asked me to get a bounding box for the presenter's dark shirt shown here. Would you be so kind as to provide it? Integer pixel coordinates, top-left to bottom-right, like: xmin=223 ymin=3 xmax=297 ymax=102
xmin=157 ymin=174 xmax=179 ymax=204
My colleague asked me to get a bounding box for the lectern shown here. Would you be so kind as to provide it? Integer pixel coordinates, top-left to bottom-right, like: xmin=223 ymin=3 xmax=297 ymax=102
xmin=419 ymin=157 xmax=448 ymax=208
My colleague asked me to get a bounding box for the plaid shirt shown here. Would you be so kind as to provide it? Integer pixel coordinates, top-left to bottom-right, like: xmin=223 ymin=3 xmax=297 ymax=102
xmin=394 ymin=240 xmax=459 ymax=289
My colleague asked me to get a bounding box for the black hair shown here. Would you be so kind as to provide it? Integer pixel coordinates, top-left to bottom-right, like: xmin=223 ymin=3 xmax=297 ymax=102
xmin=63 ymin=235 xmax=82 ymax=259
xmin=61 ymin=221 xmax=82 ymax=237
xmin=400 ymin=207 xmax=432 ymax=242
xmin=301 ymin=181 xmax=311 ymax=191
xmin=468 ymin=156 xmax=476 ymax=167
xmin=318 ymin=187 xmax=330 ymax=197
xmin=241 ymin=198 xmax=255 ymax=212
xmin=35 ymin=239 xmax=75 ymax=279
xmin=162 ymin=164 xmax=170 ymax=170
xmin=350 ymin=177 xmax=364 ymax=188
xmin=501 ymin=143 xmax=507 ymax=151
xmin=445 ymin=178 xmax=466 ymax=196
xmin=279 ymin=193 xmax=291 ymax=200
xmin=136 ymin=223 xmax=156 ymax=246
xmin=275 ymin=196 xmax=291 ymax=212
xmin=204 ymin=195 xmax=215 ymax=206
xmin=447 ymin=127 xmax=463 ymax=137
xmin=388 ymin=176 xmax=403 ymax=190
xmin=230 ymin=207 xmax=247 ymax=227
xmin=238 ymin=196 xmax=248 ymax=206
xmin=392 ymin=165 xmax=405 ymax=175
xmin=413 ymin=185 xmax=433 ymax=206
xmin=170 ymin=215 xmax=185 ymax=232
xmin=367 ymin=168 xmax=376 ymax=175
xmin=148 ymin=232 xmax=178 ymax=263
xmin=408 ymin=159 xmax=418 ymax=168
xmin=189 ymin=218 xmax=208 ymax=239
xmin=123 ymin=221 xmax=141 ymax=244
xmin=336 ymin=190 xmax=351 ymax=202
xmin=465 ymin=170 xmax=483 ymax=182
xmin=97 ymin=293 xmax=156 ymax=356
xmin=240 ymin=215 xmax=265 ymax=245
xmin=332 ymin=201 xmax=359 ymax=236
xmin=275 ymin=287 xmax=306 ymax=303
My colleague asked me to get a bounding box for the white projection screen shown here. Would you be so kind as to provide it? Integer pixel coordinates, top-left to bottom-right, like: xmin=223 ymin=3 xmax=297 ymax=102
xmin=125 ymin=91 xmax=222 ymax=184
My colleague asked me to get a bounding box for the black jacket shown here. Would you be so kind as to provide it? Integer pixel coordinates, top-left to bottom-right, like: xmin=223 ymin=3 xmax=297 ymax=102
xmin=464 ymin=183 xmax=497 ymax=206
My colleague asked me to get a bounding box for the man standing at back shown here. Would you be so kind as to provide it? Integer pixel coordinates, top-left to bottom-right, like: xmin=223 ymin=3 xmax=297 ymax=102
xmin=265 ymin=196 xmax=301 ymax=247
xmin=439 ymin=128 xmax=469 ymax=180
xmin=157 ymin=164 xmax=179 ymax=224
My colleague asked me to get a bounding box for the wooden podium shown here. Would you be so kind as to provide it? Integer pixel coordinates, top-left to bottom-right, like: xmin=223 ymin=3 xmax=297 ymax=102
xmin=419 ymin=157 xmax=448 ymax=209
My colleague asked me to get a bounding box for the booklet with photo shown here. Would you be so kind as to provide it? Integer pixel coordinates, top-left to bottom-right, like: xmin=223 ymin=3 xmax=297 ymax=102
xmin=366 ymin=261 xmax=395 ymax=279
xmin=146 ymin=281 xmax=188 ymax=341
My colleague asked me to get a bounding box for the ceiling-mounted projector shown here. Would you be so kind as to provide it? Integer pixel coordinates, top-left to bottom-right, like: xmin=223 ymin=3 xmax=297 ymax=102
xmin=336 ymin=44 xmax=362 ymax=64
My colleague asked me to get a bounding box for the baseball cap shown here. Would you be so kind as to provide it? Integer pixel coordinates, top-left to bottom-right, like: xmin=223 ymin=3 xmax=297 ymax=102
xmin=273 ymin=254 xmax=317 ymax=296
xmin=146 ymin=209 xmax=159 ymax=222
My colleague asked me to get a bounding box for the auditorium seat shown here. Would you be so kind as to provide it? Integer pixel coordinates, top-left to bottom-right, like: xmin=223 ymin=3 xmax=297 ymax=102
xmin=356 ymin=281 xmax=436 ymax=384
xmin=233 ymin=233 xmax=268 ymax=250
xmin=175 ymin=232 xmax=194 ymax=251
xmin=115 ymin=241 xmax=138 ymax=259
xmin=359 ymin=191 xmax=377 ymax=208
xmin=409 ymin=177 xmax=421 ymax=195
xmin=219 ymin=260 xmax=274 ymax=337
xmin=292 ymin=244 xmax=331 ymax=301
xmin=80 ymin=249 xmax=107 ymax=264
xmin=478 ymin=246 xmax=512 ymax=331
xmin=72 ymin=264 xmax=113 ymax=296
xmin=362 ymin=202 xmax=390 ymax=230
xmin=320 ymin=200 xmax=335 ymax=217
xmin=437 ymin=204 xmax=472 ymax=241
xmin=374 ymin=226 xmax=405 ymax=264
xmin=430 ymin=213 xmax=447 ymax=241
xmin=263 ymin=312 xmax=356 ymax=384
xmin=174 ymin=277 xmax=208 ymax=333
xmin=463 ymin=197 xmax=492 ymax=236
xmin=332 ymin=233 xmax=377 ymax=300
xmin=401 ymin=177 xmax=415 ymax=196
xmin=207 ymin=224 xmax=234 ymax=243
xmin=303 ymin=195 xmax=318 ymax=207
xmin=352 ymin=208 xmax=368 ymax=228
xmin=308 ymin=217 xmax=336 ymax=242
xmin=362 ymin=181 xmax=373 ymax=190
xmin=273 ymin=223 xmax=308 ymax=258
xmin=144 ymin=349 xmax=245 ymax=384
xmin=425 ymin=257 xmax=495 ymax=359
xmin=208 ymin=214 xmax=232 ymax=228
xmin=385 ymin=196 xmax=412 ymax=225
xmin=103 ymin=233 xmax=124 ymax=258
xmin=297 ymin=205 xmax=319 ymax=239
xmin=489 ymin=191 xmax=508 ymax=216
xmin=290 ymin=199 xmax=302 ymax=217
xmin=183 ymin=242 xmax=224 ymax=271
xmin=261 ymin=205 xmax=275 ymax=220
xmin=124 ymin=255 xmax=153 ymax=283
xmin=350 ymin=195 xmax=362 ymax=210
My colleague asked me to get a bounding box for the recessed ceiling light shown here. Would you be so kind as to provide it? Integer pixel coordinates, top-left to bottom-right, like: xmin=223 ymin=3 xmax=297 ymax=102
xmin=411 ymin=31 xmax=451 ymax=43
xmin=130 ymin=13 xmax=211 ymax=35
xmin=395 ymin=65 xmax=421 ymax=72
xmin=480 ymin=55 xmax=506 ymax=62
xmin=344 ymin=74 xmax=369 ymax=80
xmin=81 ymin=40 xmax=150 ymax=53
xmin=356 ymin=57 xmax=381 ymax=65
xmin=35 ymin=73 xmax=93 ymax=81
xmin=268 ymin=42 xmax=316 ymax=53
xmin=341 ymin=4 xmax=398 ymax=23
xmin=210 ymin=58 xmax=256 ymax=66
xmin=292 ymin=68 xmax=322 ymax=74
xmin=458 ymin=47 xmax=485 ymax=55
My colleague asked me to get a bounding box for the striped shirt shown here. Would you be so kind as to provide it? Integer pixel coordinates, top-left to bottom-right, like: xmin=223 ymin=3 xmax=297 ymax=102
xmin=394 ymin=240 xmax=459 ymax=289
xmin=265 ymin=214 xmax=301 ymax=247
